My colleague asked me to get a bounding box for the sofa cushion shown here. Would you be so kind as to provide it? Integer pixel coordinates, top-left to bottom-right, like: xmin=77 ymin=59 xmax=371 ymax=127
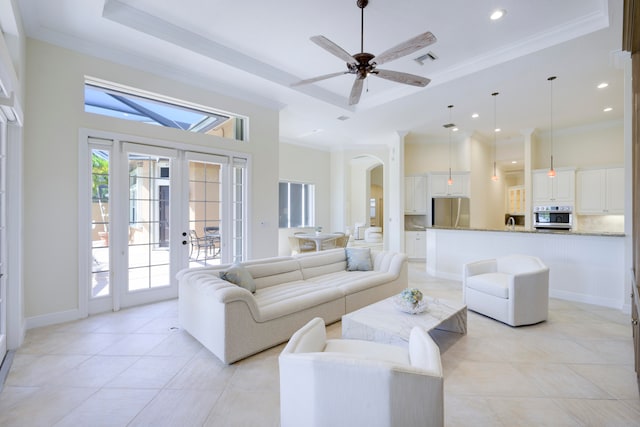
xmin=466 ymin=272 xmax=510 ymax=299
xmin=324 ymin=338 xmax=410 ymax=365
xmin=220 ymin=264 xmax=256 ymax=293
xmin=304 ymin=270 xmax=394 ymax=293
xmin=297 ymin=249 xmax=348 ymax=279
xmin=345 ymin=248 xmax=373 ymax=271
xmin=242 ymin=259 xmax=304 ymax=290
xmin=254 ymin=280 xmax=344 ymax=322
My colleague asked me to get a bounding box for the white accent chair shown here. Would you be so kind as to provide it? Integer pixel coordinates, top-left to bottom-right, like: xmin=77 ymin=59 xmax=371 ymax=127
xmin=365 ymin=226 xmax=383 ymax=243
xmin=463 ymin=254 xmax=550 ymax=327
xmin=279 ymin=317 xmax=444 ymax=427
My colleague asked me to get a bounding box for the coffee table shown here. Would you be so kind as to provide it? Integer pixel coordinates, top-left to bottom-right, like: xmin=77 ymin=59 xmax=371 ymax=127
xmin=341 ymin=296 xmax=467 ymax=347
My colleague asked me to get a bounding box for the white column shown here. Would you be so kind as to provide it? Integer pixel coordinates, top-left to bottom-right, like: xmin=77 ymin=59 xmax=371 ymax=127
xmin=387 ymin=131 xmax=407 ymax=253
xmin=520 ymin=129 xmax=534 ymax=230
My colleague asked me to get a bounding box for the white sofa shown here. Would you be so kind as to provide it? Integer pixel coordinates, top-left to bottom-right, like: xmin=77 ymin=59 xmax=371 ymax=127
xmin=177 ymin=248 xmax=408 ymax=364
xmin=280 ymin=317 xmax=444 ymax=427
xmin=463 ymin=254 xmax=549 ymax=326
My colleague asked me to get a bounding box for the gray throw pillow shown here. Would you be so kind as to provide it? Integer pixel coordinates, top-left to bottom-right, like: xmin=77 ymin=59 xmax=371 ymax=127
xmin=345 ymin=247 xmax=373 ymax=271
xmin=220 ymin=264 xmax=256 ymax=293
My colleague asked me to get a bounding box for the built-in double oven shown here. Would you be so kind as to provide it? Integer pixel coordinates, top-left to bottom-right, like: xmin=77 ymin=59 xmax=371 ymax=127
xmin=533 ymin=205 xmax=573 ymax=230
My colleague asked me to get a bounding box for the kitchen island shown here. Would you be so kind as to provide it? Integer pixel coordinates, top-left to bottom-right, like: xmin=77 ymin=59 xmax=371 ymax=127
xmin=426 ymin=227 xmax=627 ymax=310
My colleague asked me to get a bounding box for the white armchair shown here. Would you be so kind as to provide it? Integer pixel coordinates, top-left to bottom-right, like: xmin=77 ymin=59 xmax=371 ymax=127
xmin=463 ymin=254 xmax=549 ymax=326
xmin=279 ymin=317 xmax=443 ymax=427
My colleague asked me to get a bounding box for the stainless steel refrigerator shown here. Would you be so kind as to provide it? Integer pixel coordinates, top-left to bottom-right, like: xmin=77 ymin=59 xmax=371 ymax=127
xmin=432 ymin=197 xmax=470 ymax=228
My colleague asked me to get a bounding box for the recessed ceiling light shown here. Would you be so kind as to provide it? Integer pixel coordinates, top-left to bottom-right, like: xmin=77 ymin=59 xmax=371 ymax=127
xmin=597 ymin=82 xmax=608 ymax=89
xmin=494 ymin=128 xmax=501 ymax=132
xmin=490 ymin=9 xmax=506 ymax=20
xmin=453 ymin=127 xmax=459 ymax=132
xmin=603 ymin=107 xmax=613 ymax=112
xmin=471 ymin=113 xmax=479 ymax=119
xmin=511 ymin=161 xmax=517 ymax=164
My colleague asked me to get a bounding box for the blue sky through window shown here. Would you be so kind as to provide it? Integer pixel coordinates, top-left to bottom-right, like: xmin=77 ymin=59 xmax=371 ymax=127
xmin=84 ymin=84 xmax=233 ymax=134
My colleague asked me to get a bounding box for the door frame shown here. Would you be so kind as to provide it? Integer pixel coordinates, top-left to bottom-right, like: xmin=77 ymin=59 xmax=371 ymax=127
xmin=78 ymin=128 xmax=250 ymax=316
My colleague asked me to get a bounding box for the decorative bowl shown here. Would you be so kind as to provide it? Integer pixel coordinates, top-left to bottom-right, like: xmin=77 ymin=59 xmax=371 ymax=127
xmin=393 ymin=295 xmax=428 ymax=314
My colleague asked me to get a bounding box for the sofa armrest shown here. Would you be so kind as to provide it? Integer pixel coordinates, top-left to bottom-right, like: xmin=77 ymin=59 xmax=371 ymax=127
xmin=409 ymin=326 xmax=443 ymax=376
xmin=463 ymin=259 xmax=497 ymax=279
xmin=179 ymin=270 xmax=261 ymax=317
xmin=372 ymin=251 xmax=408 ymax=276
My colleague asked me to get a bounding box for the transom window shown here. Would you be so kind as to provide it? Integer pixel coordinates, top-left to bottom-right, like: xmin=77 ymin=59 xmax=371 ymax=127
xmin=84 ymin=80 xmax=247 ymax=141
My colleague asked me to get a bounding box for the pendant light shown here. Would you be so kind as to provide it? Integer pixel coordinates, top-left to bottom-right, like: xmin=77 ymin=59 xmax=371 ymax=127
xmin=446 ymin=105 xmax=454 ymax=185
xmin=547 ymin=76 xmax=557 ymax=178
xmin=491 ymin=92 xmax=499 ymax=182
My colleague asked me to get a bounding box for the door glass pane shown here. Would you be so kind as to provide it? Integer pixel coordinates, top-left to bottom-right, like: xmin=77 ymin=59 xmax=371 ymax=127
xmin=188 ymin=160 xmax=222 ymax=267
xmin=91 ymin=148 xmax=111 ymax=298
xmin=231 ymin=163 xmax=246 ymax=263
xmin=128 ymin=154 xmax=171 ymax=291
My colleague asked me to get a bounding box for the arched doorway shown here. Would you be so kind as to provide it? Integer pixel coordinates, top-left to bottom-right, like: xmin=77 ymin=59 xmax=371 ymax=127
xmin=349 ymin=156 xmax=384 ymax=244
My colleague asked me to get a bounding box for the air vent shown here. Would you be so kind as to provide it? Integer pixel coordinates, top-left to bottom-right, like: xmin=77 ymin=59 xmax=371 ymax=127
xmin=443 ymin=123 xmax=455 ymax=128
xmin=414 ymin=51 xmax=438 ymax=65
xmin=337 ymin=115 xmax=350 ymax=121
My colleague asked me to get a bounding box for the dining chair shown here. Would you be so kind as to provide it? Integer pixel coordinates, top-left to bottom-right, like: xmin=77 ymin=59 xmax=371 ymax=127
xmin=289 ymin=236 xmax=316 ymax=254
xmin=189 ymin=230 xmax=217 ymax=260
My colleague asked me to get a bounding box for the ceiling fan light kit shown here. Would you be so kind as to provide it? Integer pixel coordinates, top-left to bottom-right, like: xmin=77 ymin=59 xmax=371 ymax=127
xmin=291 ymin=0 xmax=436 ymax=105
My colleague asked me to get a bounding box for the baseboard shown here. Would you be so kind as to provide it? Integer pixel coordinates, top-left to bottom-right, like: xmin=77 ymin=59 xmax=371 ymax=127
xmin=25 ymin=308 xmax=84 ymax=330
xmin=549 ymin=289 xmax=624 ymax=310
xmin=0 ymin=350 xmax=15 ymax=393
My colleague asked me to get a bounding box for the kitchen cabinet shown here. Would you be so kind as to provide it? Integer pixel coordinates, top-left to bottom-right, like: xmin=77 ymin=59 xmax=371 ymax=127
xmin=430 ymin=172 xmax=470 ymax=197
xmin=507 ymin=186 xmax=525 ymax=214
xmin=404 ymin=231 xmax=426 ymax=259
xmin=404 ymin=175 xmax=427 ymax=213
xmin=532 ymin=168 xmax=575 ymax=204
xmin=577 ymin=167 xmax=624 ymax=214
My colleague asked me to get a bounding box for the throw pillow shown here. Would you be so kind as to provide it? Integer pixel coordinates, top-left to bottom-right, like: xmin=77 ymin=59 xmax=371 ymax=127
xmin=220 ymin=264 xmax=256 ymax=293
xmin=345 ymin=247 xmax=373 ymax=271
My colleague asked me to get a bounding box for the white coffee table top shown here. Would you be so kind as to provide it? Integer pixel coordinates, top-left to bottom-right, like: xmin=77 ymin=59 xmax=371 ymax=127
xmin=341 ymin=296 xmax=467 ymax=347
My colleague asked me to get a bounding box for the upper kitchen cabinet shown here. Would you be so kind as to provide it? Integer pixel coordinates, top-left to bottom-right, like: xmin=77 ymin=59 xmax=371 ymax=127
xmin=430 ymin=172 xmax=470 ymax=197
xmin=404 ymin=175 xmax=427 ymax=214
xmin=532 ymin=168 xmax=575 ymax=205
xmin=576 ymin=167 xmax=624 ymax=214
xmin=507 ymin=186 xmax=526 ymax=215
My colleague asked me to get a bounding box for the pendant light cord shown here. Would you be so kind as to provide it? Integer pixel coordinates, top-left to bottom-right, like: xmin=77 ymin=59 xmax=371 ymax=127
xmin=448 ymin=105 xmax=453 ymax=183
xmin=492 ymin=92 xmax=499 ymax=181
xmin=548 ymin=76 xmax=557 ymax=176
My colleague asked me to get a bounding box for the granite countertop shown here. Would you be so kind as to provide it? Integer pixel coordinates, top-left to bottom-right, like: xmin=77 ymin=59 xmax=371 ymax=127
xmin=428 ymin=226 xmax=625 ymax=238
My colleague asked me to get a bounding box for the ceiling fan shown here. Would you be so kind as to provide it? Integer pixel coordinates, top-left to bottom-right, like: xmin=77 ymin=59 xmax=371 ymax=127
xmin=291 ymin=0 xmax=436 ymax=105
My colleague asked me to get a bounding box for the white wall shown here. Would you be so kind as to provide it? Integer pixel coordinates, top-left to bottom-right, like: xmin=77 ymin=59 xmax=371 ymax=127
xmin=533 ymin=120 xmax=624 ymax=169
xmin=469 ymin=135 xmax=505 ymax=229
xmin=278 ymin=142 xmax=331 ymax=256
xmin=24 ymin=39 xmax=280 ymax=321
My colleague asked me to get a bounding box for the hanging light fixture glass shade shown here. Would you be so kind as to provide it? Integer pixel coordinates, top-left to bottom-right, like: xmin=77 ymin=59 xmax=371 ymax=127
xmin=447 ymin=105 xmax=454 ymax=185
xmin=491 ymin=92 xmax=499 ymax=182
xmin=547 ymin=76 xmax=557 ymax=178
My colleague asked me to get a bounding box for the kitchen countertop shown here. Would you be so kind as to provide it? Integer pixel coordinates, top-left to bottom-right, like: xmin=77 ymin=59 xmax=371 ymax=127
xmin=428 ymin=226 xmax=625 ymax=238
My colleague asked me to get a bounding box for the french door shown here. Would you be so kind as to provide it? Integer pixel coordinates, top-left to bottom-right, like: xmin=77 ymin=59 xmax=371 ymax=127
xmin=84 ymin=134 xmax=247 ymax=314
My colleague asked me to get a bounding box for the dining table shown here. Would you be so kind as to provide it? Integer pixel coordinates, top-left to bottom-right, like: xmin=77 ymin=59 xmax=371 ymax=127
xmin=294 ymin=233 xmax=343 ymax=251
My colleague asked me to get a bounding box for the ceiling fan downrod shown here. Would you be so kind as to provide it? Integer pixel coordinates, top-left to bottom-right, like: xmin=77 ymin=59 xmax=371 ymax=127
xmin=357 ymin=0 xmax=368 ymax=54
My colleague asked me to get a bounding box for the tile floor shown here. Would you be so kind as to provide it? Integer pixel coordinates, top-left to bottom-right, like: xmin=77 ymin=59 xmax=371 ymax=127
xmin=1 ymin=262 xmax=639 ymax=426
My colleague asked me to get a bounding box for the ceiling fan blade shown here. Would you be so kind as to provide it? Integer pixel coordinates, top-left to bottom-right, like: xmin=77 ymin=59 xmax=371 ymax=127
xmin=373 ymin=69 xmax=431 ymax=87
xmin=373 ymin=31 xmax=437 ymax=65
xmin=290 ymin=71 xmax=349 ymax=87
xmin=310 ymin=35 xmax=357 ymax=65
xmin=349 ymin=77 xmax=365 ymax=105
